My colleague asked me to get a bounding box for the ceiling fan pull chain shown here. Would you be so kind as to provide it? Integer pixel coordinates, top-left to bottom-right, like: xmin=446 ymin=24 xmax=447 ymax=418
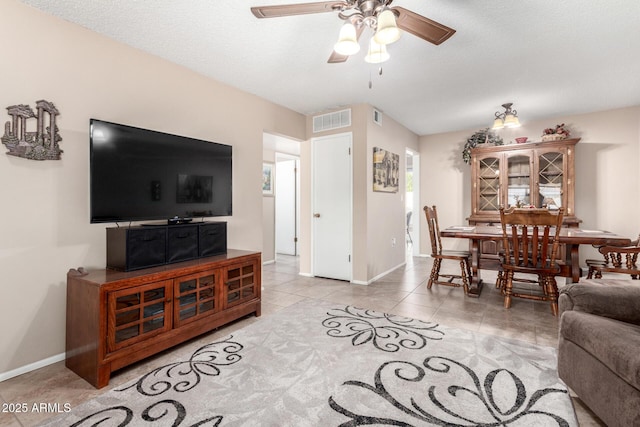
xmin=369 ymin=69 xmax=373 ymax=89
xmin=379 ymin=66 xmax=383 ymax=76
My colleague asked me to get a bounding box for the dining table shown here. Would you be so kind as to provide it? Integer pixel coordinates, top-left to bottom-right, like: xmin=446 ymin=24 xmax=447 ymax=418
xmin=440 ymin=225 xmax=632 ymax=297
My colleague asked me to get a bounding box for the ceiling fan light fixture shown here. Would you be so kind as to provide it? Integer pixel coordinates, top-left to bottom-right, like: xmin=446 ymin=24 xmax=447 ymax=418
xmin=374 ymin=9 xmax=401 ymax=45
xmin=334 ymin=22 xmax=360 ymax=56
xmin=364 ymin=37 xmax=389 ymax=63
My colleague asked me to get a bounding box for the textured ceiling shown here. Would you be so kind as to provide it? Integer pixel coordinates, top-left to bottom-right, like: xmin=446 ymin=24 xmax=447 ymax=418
xmin=19 ymin=0 xmax=640 ymax=136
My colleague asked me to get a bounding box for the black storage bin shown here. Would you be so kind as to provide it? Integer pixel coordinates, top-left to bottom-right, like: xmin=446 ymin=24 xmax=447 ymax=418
xmin=167 ymin=225 xmax=199 ymax=263
xmin=107 ymin=227 xmax=166 ymax=271
xmin=199 ymin=222 xmax=227 ymax=257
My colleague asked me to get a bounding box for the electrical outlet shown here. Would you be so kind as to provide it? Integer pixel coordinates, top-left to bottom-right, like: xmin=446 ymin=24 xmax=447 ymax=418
xmin=391 ymin=237 xmax=396 ymax=247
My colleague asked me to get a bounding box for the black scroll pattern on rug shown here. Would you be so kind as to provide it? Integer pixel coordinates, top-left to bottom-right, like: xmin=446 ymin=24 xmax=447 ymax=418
xmin=329 ymin=356 xmax=571 ymax=426
xmin=69 ymin=399 xmax=223 ymax=426
xmin=118 ymin=336 xmax=243 ymax=396
xmin=322 ymin=306 xmax=444 ymax=352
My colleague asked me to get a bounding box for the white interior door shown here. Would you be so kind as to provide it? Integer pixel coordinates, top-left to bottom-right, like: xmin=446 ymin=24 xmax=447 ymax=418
xmin=312 ymin=133 xmax=352 ymax=281
xmin=275 ymin=157 xmax=297 ymax=255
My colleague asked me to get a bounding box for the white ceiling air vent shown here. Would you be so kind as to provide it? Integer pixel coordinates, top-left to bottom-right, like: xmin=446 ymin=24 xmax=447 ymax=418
xmin=312 ymin=109 xmax=351 ymax=133
xmin=373 ymin=108 xmax=383 ymax=126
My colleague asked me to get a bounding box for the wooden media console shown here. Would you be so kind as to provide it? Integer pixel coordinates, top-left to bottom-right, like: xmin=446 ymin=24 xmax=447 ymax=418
xmin=65 ymin=249 xmax=261 ymax=388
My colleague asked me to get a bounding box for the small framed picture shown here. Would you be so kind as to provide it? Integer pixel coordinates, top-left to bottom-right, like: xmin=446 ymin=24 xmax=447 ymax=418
xmin=373 ymin=147 xmax=399 ymax=193
xmin=262 ymin=162 xmax=274 ymax=196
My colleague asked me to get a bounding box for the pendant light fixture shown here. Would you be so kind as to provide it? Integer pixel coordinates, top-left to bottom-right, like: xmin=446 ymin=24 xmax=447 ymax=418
xmin=492 ymin=103 xmax=521 ymax=129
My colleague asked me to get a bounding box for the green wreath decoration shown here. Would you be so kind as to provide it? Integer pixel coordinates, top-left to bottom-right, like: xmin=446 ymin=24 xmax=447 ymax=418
xmin=462 ymin=128 xmax=504 ymax=164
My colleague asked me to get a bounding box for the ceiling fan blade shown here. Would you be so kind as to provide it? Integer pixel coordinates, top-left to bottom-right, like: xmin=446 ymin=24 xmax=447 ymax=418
xmin=328 ymin=51 xmax=349 ymax=63
xmin=251 ymin=1 xmax=340 ymax=18
xmin=392 ymin=6 xmax=456 ymax=45
xmin=327 ymin=25 xmax=365 ymax=63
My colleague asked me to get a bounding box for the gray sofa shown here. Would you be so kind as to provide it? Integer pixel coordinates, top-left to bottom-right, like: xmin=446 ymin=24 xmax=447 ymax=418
xmin=558 ymin=279 xmax=640 ymax=427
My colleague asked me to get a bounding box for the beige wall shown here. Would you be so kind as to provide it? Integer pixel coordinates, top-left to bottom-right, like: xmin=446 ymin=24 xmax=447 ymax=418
xmin=0 ymin=0 xmax=305 ymax=376
xmin=366 ymin=106 xmax=419 ymax=280
xmin=301 ymin=105 xmax=419 ymax=283
xmin=419 ymin=106 xmax=640 ymax=260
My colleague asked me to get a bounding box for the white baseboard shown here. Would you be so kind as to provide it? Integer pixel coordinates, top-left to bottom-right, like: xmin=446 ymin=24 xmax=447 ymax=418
xmin=350 ymin=262 xmax=407 ymax=285
xmin=301 ymin=262 xmax=408 ymax=285
xmin=0 ymin=352 xmax=65 ymax=383
xmin=365 ymin=261 xmax=407 ymax=284
xmin=262 ymin=259 xmax=275 ymax=265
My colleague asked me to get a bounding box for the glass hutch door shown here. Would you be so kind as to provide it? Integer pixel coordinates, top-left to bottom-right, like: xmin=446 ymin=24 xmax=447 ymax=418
xmin=538 ymin=151 xmax=564 ymax=210
xmin=477 ymin=156 xmax=501 ymax=213
xmin=507 ymin=154 xmax=531 ymax=207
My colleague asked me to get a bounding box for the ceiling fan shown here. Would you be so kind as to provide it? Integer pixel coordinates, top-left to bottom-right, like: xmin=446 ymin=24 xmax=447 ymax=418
xmin=251 ymin=0 xmax=456 ymax=64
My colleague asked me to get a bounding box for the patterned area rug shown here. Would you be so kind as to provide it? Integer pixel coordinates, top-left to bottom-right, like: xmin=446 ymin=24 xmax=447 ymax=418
xmin=42 ymin=299 xmax=577 ymax=426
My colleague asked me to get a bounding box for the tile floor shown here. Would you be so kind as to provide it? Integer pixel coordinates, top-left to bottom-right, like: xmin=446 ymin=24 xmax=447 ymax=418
xmin=0 ymin=254 xmax=605 ymax=426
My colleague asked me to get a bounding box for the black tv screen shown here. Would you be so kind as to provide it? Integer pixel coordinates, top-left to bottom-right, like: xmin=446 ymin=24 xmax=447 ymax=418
xmin=90 ymin=119 xmax=232 ymax=223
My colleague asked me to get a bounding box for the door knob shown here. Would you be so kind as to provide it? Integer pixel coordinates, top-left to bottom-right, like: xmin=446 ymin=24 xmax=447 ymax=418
xmin=314 ymin=213 xmax=321 ymax=218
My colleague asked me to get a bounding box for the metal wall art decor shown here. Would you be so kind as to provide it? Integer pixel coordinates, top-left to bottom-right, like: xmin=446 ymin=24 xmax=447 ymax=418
xmin=373 ymin=147 xmax=399 ymax=193
xmin=1 ymin=100 xmax=63 ymax=160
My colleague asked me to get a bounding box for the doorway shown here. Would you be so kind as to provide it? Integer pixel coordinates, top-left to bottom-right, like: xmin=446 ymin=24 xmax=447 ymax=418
xmin=275 ymin=154 xmax=300 ymax=256
xmin=262 ymin=132 xmax=301 ymax=265
xmin=406 ymin=149 xmax=420 ymax=257
xmin=312 ymin=133 xmax=352 ymax=281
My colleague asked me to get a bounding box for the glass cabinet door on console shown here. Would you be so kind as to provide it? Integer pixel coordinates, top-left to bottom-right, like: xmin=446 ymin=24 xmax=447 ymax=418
xmin=174 ymin=269 xmax=222 ymax=327
xmin=107 ymin=280 xmax=173 ymax=353
xmin=225 ymin=261 xmax=258 ymax=308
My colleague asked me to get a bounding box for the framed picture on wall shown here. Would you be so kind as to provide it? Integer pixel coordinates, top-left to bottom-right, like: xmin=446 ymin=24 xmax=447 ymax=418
xmin=373 ymin=147 xmax=399 ymax=192
xmin=262 ymin=162 xmax=274 ymax=196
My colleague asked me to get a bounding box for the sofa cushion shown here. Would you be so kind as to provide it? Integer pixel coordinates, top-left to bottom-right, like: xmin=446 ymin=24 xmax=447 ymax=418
xmin=561 ymin=310 xmax=640 ymax=390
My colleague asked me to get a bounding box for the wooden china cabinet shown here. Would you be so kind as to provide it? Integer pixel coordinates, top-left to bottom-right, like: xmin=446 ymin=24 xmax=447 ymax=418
xmin=468 ymin=138 xmax=581 ymax=259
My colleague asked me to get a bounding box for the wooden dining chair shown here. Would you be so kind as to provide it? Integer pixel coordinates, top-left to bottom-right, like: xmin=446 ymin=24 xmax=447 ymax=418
xmin=424 ymin=205 xmax=472 ymax=294
xmin=586 ymin=235 xmax=640 ymax=280
xmin=499 ymin=207 xmax=565 ymax=315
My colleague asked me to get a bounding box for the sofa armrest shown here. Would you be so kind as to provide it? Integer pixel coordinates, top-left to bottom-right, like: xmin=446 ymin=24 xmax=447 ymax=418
xmin=559 ymin=281 xmax=640 ymax=325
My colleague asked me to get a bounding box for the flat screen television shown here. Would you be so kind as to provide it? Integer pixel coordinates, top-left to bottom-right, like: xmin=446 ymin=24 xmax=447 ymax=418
xmin=90 ymin=119 xmax=232 ymax=223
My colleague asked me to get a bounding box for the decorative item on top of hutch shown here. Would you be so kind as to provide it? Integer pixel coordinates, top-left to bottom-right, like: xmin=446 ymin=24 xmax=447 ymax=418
xmin=1 ymin=100 xmax=62 ymax=160
xmin=461 ymin=128 xmax=504 ymax=164
xmin=541 ymin=123 xmax=571 ymax=142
